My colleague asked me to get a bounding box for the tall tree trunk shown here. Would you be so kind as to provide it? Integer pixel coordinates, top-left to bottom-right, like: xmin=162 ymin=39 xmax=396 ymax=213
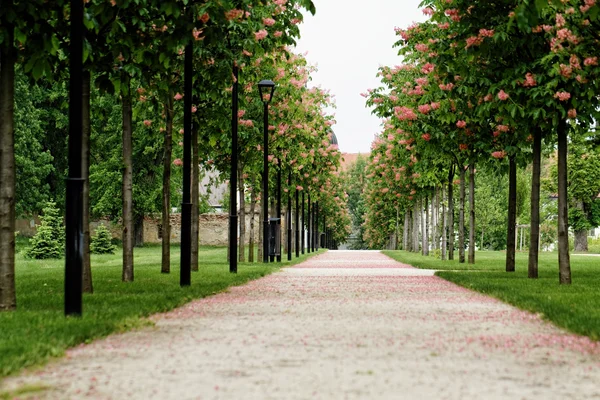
xmin=82 ymin=71 xmax=93 ymax=293
xmin=468 ymin=163 xmax=475 ymax=264
xmin=403 ymin=210 xmax=409 ymax=250
xmin=441 ymin=183 xmax=447 ymax=260
xmin=557 ymin=118 xmax=571 ymax=284
xmin=238 ymin=168 xmax=246 ymax=262
xmin=574 ymin=226 xmax=588 ymax=252
xmin=423 ymin=195 xmax=429 ymax=256
xmin=121 ymin=81 xmax=134 ymax=282
xmin=405 ymin=210 xmax=412 ymax=252
xmin=528 ymin=129 xmax=542 ymax=278
xmin=134 ymin=214 xmax=144 ymax=247
xmin=459 ymin=165 xmax=466 ymax=263
xmin=248 ymin=188 xmax=256 ymax=262
xmin=432 ymin=187 xmax=437 ymax=251
xmin=573 ymin=198 xmax=589 ymax=251
xmin=191 ymin=121 xmax=200 ymax=271
xmin=412 ymin=201 xmax=419 ymax=252
xmin=448 ymin=166 xmax=455 ymax=260
xmin=0 ymin=20 xmax=16 ymax=310
xmin=506 ymin=155 xmax=517 ymax=272
xmin=258 ymin=190 xmax=264 ymax=261
xmin=161 ymin=97 xmax=173 ymax=274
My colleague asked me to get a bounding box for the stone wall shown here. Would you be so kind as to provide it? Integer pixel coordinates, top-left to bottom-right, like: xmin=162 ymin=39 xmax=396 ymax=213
xmin=18 ymin=207 xmax=290 ymax=247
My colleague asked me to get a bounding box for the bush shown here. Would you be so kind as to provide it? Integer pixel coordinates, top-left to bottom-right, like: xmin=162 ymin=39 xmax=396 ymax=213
xmin=26 ymin=201 xmax=64 ymax=259
xmin=90 ymin=224 xmax=116 ymax=254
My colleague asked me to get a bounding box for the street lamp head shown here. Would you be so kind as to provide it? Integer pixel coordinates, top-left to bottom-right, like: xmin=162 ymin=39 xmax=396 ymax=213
xmin=258 ymin=79 xmax=276 ymax=103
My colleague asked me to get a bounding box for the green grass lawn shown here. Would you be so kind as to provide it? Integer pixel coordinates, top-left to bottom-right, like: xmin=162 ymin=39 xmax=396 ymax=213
xmin=383 ymin=250 xmax=600 ymax=341
xmin=0 ymin=244 xmax=322 ymax=378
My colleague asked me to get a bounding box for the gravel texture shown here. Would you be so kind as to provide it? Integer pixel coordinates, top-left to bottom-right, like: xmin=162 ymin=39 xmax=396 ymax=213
xmin=2 ymin=250 xmax=600 ymax=399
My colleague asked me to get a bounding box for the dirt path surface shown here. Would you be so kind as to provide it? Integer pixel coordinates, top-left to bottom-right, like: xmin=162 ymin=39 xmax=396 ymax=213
xmin=3 ymin=250 xmax=600 ymax=399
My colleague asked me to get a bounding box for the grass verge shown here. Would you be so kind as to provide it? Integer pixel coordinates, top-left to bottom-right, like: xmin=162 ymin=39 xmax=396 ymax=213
xmin=0 ymin=246 xmax=322 ymax=379
xmin=383 ymin=250 xmax=600 ymax=341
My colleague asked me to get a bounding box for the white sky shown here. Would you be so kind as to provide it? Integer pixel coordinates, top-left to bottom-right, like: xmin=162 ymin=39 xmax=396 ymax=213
xmin=294 ymin=0 xmax=427 ymax=154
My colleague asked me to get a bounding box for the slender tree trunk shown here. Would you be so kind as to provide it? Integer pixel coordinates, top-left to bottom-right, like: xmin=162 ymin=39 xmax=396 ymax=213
xmin=557 ymin=118 xmax=571 ymax=284
xmin=481 ymin=228 xmax=484 ymax=250
xmin=82 ymin=71 xmax=93 ymax=293
xmin=506 ymin=155 xmax=517 ymax=272
xmin=432 ymin=187 xmax=437 ymax=251
xmin=191 ymin=123 xmax=199 ymax=271
xmin=468 ymin=163 xmax=475 ymax=264
xmin=161 ymin=97 xmax=173 ymax=273
xmin=448 ymin=166 xmax=455 ymax=260
xmin=528 ymin=130 xmax=542 ymax=278
xmin=238 ymin=169 xmax=246 ymax=262
xmin=134 ymin=214 xmax=144 ymax=247
xmin=423 ymin=195 xmax=429 ymax=256
xmin=405 ymin=210 xmax=412 ymax=252
xmin=413 ymin=201 xmax=419 ymax=252
xmin=459 ymin=165 xmax=466 ymax=263
xmin=121 ymin=81 xmax=134 ymax=282
xmin=258 ymin=191 xmax=264 ymax=261
xmin=0 ymin=20 xmax=16 ymax=310
xmin=441 ymin=183 xmax=447 ymax=260
xmin=574 ymin=227 xmax=588 ymax=251
xmin=248 ymin=188 xmax=256 ymax=262
xmin=403 ymin=210 xmax=409 ymax=250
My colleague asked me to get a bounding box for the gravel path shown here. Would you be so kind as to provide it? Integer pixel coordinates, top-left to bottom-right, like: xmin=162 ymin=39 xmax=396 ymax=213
xmin=3 ymin=250 xmax=600 ymax=399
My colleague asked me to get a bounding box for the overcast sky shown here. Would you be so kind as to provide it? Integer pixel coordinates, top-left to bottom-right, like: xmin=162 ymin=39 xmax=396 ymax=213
xmin=294 ymin=0 xmax=426 ymax=154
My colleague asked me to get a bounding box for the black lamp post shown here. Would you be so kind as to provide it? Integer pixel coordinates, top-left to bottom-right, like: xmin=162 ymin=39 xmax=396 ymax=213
xmin=276 ymin=156 xmax=282 ymax=262
xmin=258 ymin=80 xmax=275 ymax=263
xmin=301 ymin=191 xmax=305 ymax=254
xmin=228 ymin=64 xmax=239 ymax=274
xmin=65 ymin=0 xmax=84 ymax=316
xmin=295 ymin=186 xmax=300 ymax=258
xmin=287 ymin=170 xmax=292 ymax=261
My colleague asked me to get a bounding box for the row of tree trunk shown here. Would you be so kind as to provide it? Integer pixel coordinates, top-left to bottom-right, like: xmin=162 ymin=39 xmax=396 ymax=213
xmin=401 ymin=163 xmax=476 ymax=264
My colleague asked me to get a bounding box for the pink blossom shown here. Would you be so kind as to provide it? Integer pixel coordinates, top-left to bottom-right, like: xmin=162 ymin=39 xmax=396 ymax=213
xmin=456 ymin=120 xmax=467 ymax=129
xmin=568 ymin=109 xmax=577 ymax=119
xmin=497 ymin=90 xmax=509 ymax=101
xmin=143 ymin=120 xmax=152 ymax=127
xmin=173 ymin=158 xmax=183 ymax=166
xmin=174 ymin=93 xmax=183 ymax=101
xmin=491 ymin=151 xmax=506 ymax=159
xmin=523 ymin=73 xmax=537 ymax=87
xmin=554 ymin=91 xmax=571 ymax=102
xmin=422 ymin=133 xmax=431 ymax=141
xmin=254 ymin=29 xmax=268 ymax=40
xmin=263 ymin=17 xmax=276 ymax=26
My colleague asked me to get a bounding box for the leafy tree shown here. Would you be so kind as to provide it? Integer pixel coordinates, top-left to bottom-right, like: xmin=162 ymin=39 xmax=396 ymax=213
xmin=26 ymin=201 xmax=64 ymax=259
xmin=90 ymin=224 xmax=116 ymax=255
xmin=344 ymin=154 xmax=369 ymax=249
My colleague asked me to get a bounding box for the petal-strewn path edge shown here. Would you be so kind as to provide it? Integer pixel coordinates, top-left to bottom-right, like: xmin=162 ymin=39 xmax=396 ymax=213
xmin=2 ymin=250 xmax=599 ymax=399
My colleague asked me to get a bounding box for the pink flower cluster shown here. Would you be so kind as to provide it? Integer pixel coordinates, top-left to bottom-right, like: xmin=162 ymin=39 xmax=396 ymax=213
xmin=497 ymin=90 xmax=509 ymax=101
xmin=491 ymin=150 xmax=506 ymax=159
xmin=254 ymin=29 xmax=268 ymax=40
xmin=554 ymin=91 xmax=571 ymax=102
xmin=456 ymin=120 xmax=467 ymax=128
xmin=523 ymin=73 xmax=537 ymax=87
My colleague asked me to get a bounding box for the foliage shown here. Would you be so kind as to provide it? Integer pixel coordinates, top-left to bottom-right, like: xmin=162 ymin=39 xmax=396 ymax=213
xmin=25 ymin=202 xmax=64 ymax=259
xmin=344 ymin=154 xmax=369 ymax=249
xmin=0 ymin=246 xmax=323 ymax=378
xmin=90 ymin=224 xmax=116 ymax=254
